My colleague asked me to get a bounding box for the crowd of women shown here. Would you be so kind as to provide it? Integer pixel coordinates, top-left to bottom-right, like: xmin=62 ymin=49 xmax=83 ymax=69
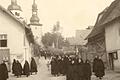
xmin=12 ymin=57 xmax=38 ymax=77
xmin=0 ymin=57 xmax=37 ymax=80
xmin=0 ymin=54 xmax=105 ymax=80
xmin=50 ymin=55 xmax=105 ymax=80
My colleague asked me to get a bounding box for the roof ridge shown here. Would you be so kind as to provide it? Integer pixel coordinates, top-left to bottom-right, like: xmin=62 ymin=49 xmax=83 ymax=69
xmin=95 ymin=0 xmax=120 ymax=27
xmin=85 ymin=0 xmax=120 ymax=39
xmin=0 ymin=5 xmax=26 ymax=28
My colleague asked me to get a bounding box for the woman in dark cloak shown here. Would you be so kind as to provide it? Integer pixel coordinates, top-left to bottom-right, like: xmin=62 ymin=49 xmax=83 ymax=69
xmin=12 ymin=59 xmax=16 ymax=75
xmin=54 ymin=56 xmax=59 ymax=76
xmin=63 ymin=56 xmax=69 ymax=75
xmin=68 ymin=58 xmax=75 ymax=80
xmin=57 ymin=56 xmax=62 ymax=75
xmin=30 ymin=57 xmax=37 ymax=75
xmin=51 ymin=57 xmax=56 ymax=75
xmin=83 ymin=60 xmax=92 ymax=80
xmin=94 ymin=57 xmax=105 ymax=79
xmin=73 ymin=57 xmax=79 ymax=80
xmin=93 ymin=56 xmax=99 ymax=73
xmin=0 ymin=61 xmax=8 ymax=80
xmin=15 ymin=60 xmax=22 ymax=78
xmin=18 ymin=61 xmax=23 ymax=77
xmin=59 ymin=57 xmax=64 ymax=75
xmin=23 ymin=60 xmax=30 ymax=77
xmin=77 ymin=58 xmax=84 ymax=80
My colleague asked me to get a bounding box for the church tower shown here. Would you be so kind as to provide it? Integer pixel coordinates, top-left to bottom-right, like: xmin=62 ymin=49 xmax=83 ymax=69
xmin=29 ymin=0 xmax=42 ymax=45
xmin=8 ymin=0 xmax=23 ymax=19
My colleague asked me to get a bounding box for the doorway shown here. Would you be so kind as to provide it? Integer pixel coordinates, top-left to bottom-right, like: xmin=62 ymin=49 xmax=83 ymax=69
xmin=109 ymin=53 xmax=114 ymax=70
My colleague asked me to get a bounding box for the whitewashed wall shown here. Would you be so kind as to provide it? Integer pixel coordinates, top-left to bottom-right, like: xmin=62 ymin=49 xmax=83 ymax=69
xmin=30 ymin=25 xmax=42 ymax=45
xmin=105 ymin=21 xmax=120 ymax=52
xmin=0 ymin=9 xmax=31 ymax=65
xmin=105 ymin=20 xmax=120 ymax=71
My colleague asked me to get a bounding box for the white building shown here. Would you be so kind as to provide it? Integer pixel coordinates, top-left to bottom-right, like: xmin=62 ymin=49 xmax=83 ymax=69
xmin=28 ymin=0 xmax=42 ymax=46
xmin=0 ymin=0 xmax=34 ymax=70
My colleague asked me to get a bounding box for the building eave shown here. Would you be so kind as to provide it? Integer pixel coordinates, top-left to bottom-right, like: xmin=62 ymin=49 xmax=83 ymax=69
xmin=85 ymin=0 xmax=120 ymax=40
xmin=0 ymin=5 xmax=34 ymax=44
xmin=28 ymin=23 xmax=42 ymax=26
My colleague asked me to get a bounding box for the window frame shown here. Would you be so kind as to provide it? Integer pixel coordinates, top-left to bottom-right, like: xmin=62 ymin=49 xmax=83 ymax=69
xmin=0 ymin=34 xmax=7 ymax=47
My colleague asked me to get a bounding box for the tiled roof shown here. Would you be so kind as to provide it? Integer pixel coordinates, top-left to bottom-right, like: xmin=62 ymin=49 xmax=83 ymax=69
xmin=86 ymin=0 xmax=120 ymax=39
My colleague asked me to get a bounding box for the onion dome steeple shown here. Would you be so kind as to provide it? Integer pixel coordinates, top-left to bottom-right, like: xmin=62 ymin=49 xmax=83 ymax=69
xmin=30 ymin=0 xmax=40 ymax=25
xmin=8 ymin=0 xmax=22 ymax=11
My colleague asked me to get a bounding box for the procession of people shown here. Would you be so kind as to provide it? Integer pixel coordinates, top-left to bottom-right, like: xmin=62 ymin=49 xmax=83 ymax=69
xmin=0 ymin=54 xmax=105 ymax=80
xmin=11 ymin=57 xmax=37 ymax=78
xmin=50 ymin=55 xmax=105 ymax=80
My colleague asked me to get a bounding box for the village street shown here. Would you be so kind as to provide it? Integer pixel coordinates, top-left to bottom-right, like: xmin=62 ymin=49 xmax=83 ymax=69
xmin=8 ymin=57 xmax=66 ymax=80
xmin=7 ymin=57 xmax=120 ymax=80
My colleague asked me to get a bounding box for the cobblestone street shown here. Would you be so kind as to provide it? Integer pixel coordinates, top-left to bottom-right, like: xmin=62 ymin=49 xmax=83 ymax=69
xmin=8 ymin=58 xmax=120 ymax=80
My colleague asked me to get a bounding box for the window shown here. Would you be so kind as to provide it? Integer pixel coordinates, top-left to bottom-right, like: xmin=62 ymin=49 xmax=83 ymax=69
xmin=0 ymin=34 xmax=7 ymax=47
xmin=15 ymin=12 xmax=20 ymax=16
xmin=113 ymin=52 xmax=118 ymax=60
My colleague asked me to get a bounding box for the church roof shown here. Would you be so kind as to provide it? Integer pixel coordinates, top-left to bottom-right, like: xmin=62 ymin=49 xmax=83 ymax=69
xmin=7 ymin=0 xmax=22 ymax=11
xmin=0 ymin=5 xmax=34 ymax=43
xmin=30 ymin=0 xmax=42 ymax=26
xmin=86 ymin=0 xmax=120 ymax=39
xmin=32 ymin=0 xmax=37 ymax=11
xmin=30 ymin=14 xmax=40 ymax=24
xmin=8 ymin=4 xmax=22 ymax=11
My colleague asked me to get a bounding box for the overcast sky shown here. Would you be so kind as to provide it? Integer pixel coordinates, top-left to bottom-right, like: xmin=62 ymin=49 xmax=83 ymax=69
xmin=0 ymin=0 xmax=114 ymax=37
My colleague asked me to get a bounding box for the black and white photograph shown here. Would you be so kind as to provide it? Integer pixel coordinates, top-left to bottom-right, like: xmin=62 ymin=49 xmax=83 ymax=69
xmin=0 ymin=0 xmax=120 ymax=80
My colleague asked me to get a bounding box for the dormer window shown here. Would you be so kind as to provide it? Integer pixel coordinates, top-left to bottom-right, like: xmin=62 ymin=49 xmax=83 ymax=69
xmin=15 ymin=12 xmax=20 ymax=16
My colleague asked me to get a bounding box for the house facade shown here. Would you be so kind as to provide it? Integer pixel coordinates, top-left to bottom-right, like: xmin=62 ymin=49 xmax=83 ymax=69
xmin=86 ymin=0 xmax=120 ymax=71
xmin=0 ymin=0 xmax=34 ymax=71
xmin=105 ymin=18 xmax=120 ymax=71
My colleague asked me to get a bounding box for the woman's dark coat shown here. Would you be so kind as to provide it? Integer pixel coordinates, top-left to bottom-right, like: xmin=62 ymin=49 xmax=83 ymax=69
xmin=12 ymin=59 xmax=16 ymax=74
xmin=67 ymin=61 xmax=74 ymax=80
xmin=94 ymin=59 xmax=105 ymax=78
xmin=23 ymin=61 xmax=30 ymax=76
xmin=93 ymin=58 xmax=98 ymax=73
xmin=63 ymin=57 xmax=69 ymax=75
xmin=30 ymin=58 xmax=37 ymax=73
xmin=18 ymin=62 xmax=23 ymax=75
xmin=0 ymin=63 xmax=8 ymax=80
xmin=54 ymin=58 xmax=59 ymax=75
xmin=15 ymin=61 xmax=22 ymax=76
xmin=51 ymin=58 xmax=56 ymax=75
xmin=73 ymin=58 xmax=79 ymax=80
xmin=58 ymin=59 xmax=62 ymax=74
xmin=77 ymin=61 xmax=84 ymax=80
xmin=83 ymin=61 xmax=92 ymax=80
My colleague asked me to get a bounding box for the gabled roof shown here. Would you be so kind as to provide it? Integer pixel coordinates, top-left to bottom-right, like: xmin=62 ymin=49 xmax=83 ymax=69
xmin=86 ymin=0 xmax=120 ymax=39
xmin=0 ymin=5 xmax=25 ymax=28
xmin=0 ymin=5 xmax=34 ymax=43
